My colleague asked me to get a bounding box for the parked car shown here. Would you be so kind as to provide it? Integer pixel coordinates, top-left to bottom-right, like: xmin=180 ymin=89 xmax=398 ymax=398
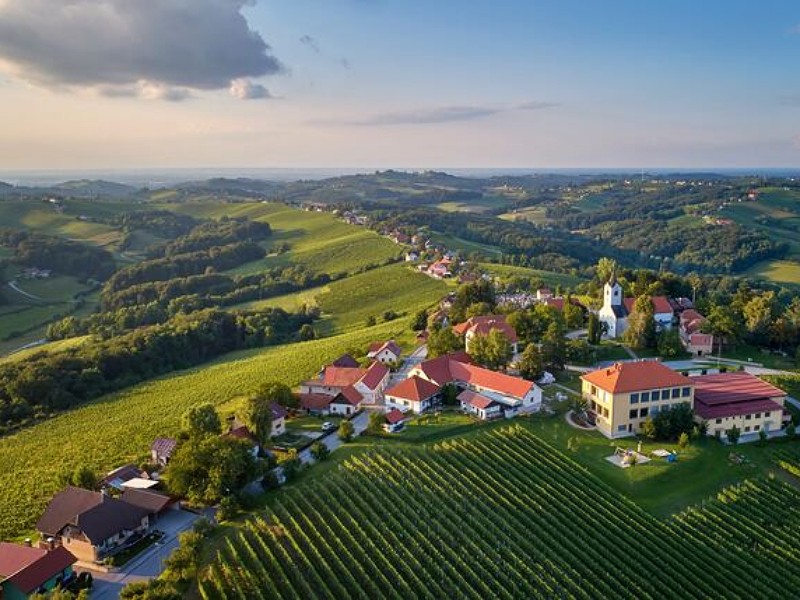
xmin=321 ymin=421 xmax=336 ymax=433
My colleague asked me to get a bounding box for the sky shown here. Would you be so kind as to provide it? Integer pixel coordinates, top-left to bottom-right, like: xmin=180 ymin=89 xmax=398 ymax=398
xmin=0 ymin=0 xmax=798 ymax=170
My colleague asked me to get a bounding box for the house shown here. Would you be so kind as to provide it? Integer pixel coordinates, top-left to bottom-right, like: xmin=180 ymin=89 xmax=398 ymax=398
xmin=427 ymin=261 xmax=451 ymax=279
xmin=225 ymin=425 xmax=262 ymax=457
xmin=367 ymin=340 xmax=402 ymax=364
xmin=36 ymin=487 xmax=151 ymax=563
xmin=384 ymin=409 xmax=407 ymax=427
xmin=99 ymin=464 xmax=147 ymax=490
xmin=458 ymin=389 xmax=503 ymax=420
xmin=598 ymin=275 xmax=674 ymax=338
xmin=331 ymin=354 xmax=360 ymax=368
xmin=150 ymin=437 xmax=177 ymax=466
xmin=410 ymin=352 xmax=542 ymax=416
xmin=691 ymin=372 xmax=787 ymax=440
xmin=300 ymin=361 xmax=390 ymax=408
xmin=301 ymin=366 xmax=367 ymax=396
xmin=679 ymin=309 xmax=714 ymax=356
xmin=299 ymin=392 xmax=334 ymax=416
xmin=329 ymin=386 xmax=364 ymax=416
xmin=536 ymin=288 xmax=553 ymax=301
xmin=405 ymin=252 xmax=419 ymax=262
xmin=452 ymin=315 xmax=519 ymax=354
xmin=119 ymin=489 xmax=175 ymax=521
xmin=271 ymin=403 xmax=288 ymax=437
xmin=0 ymin=542 xmax=76 ymax=599
xmin=384 ymin=376 xmax=441 ymax=414
xmin=581 ymin=361 xmax=694 ymax=439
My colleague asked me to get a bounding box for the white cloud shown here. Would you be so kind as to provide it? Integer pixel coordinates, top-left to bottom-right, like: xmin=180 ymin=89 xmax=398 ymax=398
xmin=229 ymin=78 xmax=272 ymax=100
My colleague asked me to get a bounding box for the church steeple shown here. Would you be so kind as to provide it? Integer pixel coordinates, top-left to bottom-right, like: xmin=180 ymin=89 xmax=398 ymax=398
xmin=603 ymin=273 xmax=622 ymax=308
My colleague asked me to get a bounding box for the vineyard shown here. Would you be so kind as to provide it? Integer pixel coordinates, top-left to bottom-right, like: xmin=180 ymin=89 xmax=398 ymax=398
xmin=770 ymin=445 xmax=800 ymax=478
xmin=199 ymin=427 xmax=800 ymax=599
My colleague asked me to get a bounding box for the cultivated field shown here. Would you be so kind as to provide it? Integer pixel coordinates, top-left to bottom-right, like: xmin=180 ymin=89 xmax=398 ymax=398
xmin=478 ymin=262 xmax=585 ymax=289
xmin=199 ymin=427 xmax=800 ymax=599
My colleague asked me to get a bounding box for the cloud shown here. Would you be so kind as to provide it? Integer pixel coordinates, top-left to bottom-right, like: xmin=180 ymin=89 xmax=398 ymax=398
xmin=339 ymin=100 xmax=557 ymax=126
xmin=300 ymin=34 xmax=321 ymax=53
xmin=0 ymin=0 xmax=282 ymax=100
xmin=229 ymin=78 xmax=272 ymax=100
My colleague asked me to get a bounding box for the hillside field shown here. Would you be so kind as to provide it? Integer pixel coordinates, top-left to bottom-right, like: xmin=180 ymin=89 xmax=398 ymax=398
xmin=478 ymin=262 xmax=585 ymax=289
xmin=199 ymin=427 xmax=800 ymax=599
xmin=0 ymin=319 xmax=414 ymax=540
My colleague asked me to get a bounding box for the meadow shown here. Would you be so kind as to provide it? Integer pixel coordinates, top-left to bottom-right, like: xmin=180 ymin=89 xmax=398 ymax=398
xmin=198 ymin=426 xmax=800 ymax=599
xmin=744 ymin=259 xmax=800 ymax=286
xmin=478 ymin=262 xmax=585 ymax=289
xmin=0 ymin=319 xmax=411 ymax=540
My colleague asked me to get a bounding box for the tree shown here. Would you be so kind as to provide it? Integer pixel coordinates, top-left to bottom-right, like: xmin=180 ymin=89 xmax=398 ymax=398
xmin=642 ymin=418 xmax=656 ymax=439
xmin=595 ymin=257 xmax=617 ymax=284
xmin=365 ymin=315 xmax=376 ymax=327
xmin=411 ymin=309 xmax=428 ymax=331
xmin=217 ymin=495 xmax=240 ymax=522
xmin=623 ymin=295 xmax=656 ymax=350
xmin=182 ymin=403 xmax=221 ymax=438
xmin=758 ymin=428 xmax=768 ymax=446
xmin=540 ymin=322 xmax=566 ymax=371
xmin=562 ymin=298 xmax=584 ymax=330
xmin=587 ymin=312 xmax=602 ymax=345
xmin=678 ymin=432 xmax=690 ymax=450
xmin=466 ymin=302 xmax=493 ymax=319
xmin=68 ymin=464 xmax=98 ymax=490
xmin=703 ymin=304 xmax=743 ymax=353
xmin=657 ymin=328 xmax=684 ymax=358
xmin=440 ymin=382 xmax=459 ymax=406
xmin=255 ymin=381 xmax=295 ymax=408
xmin=338 ymin=420 xmax=354 ymax=442
xmin=518 ymin=343 xmax=545 ymax=381
xmin=240 ymin=396 xmax=273 ymax=447
xmin=507 ymin=310 xmax=536 ymax=345
xmin=310 ymin=441 xmax=329 ymax=461
xmin=367 ymin=411 xmax=385 ymax=434
xmin=298 ymin=324 xmax=316 ymax=341
xmin=785 ymin=422 xmax=796 ymax=439
xmin=470 ymin=329 xmax=512 ymax=370
xmin=743 ymin=292 xmax=778 ymax=346
xmin=383 ymin=310 xmax=398 ymax=322
xmin=427 ymin=327 xmax=463 ymax=358
xmin=726 ymin=425 xmax=741 ymax=446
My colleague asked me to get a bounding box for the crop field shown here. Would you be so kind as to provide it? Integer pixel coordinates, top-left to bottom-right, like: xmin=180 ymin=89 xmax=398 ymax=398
xmin=429 ymin=232 xmax=502 ymax=257
xmin=744 ymin=259 xmax=800 ymax=286
xmin=478 ymin=262 xmax=585 ymax=289
xmin=0 ymin=319 xmax=411 ymax=540
xmin=198 ymin=427 xmax=800 ymax=599
xmin=162 ymin=202 xmax=401 ymax=276
xmin=498 ymin=206 xmax=549 ymax=225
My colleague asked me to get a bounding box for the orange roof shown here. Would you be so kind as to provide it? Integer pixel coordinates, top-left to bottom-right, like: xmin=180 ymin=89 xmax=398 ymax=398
xmin=322 ymin=366 xmax=366 ymax=387
xmin=385 ymin=409 xmax=407 ymax=424
xmin=414 ymin=351 xmax=473 ymax=386
xmin=452 ymin=315 xmax=517 ymax=343
xmin=385 ymin=375 xmax=441 ymax=402
xmin=457 ymin=389 xmax=495 ymax=410
xmin=450 ymin=362 xmax=535 ymax=398
xmin=299 ymin=393 xmax=333 ymax=411
xmin=623 ymin=296 xmax=674 ymax=315
xmin=334 ymin=386 xmax=364 ymax=406
xmin=581 ymin=361 xmax=691 ymax=393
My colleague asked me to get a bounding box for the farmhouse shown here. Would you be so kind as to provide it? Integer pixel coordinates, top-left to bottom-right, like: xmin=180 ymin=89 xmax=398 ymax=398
xmin=452 ymin=315 xmax=519 ymax=354
xmin=0 ymin=542 xmax=76 ymax=600
xmin=150 ymin=437 xmax=177 ymax=466
xmin=367 ymin=340 xmax=402 ymax=364
xmin=679 ymin=309 xmax=714 ymax=356
xmin=410 ymin=352 xmax=541 ymax=416
xmin=598 ymin=275 xmax=674 ymax=339
xmin=300 ymin=361 xmax=389 ymax=405
xmin=458 ymin=389 xmax=503 ymax=420
xmin=581 ymin=361 xmax=694 ymax=439
xmin=691 ymin=372 xmax=787 ymax=440
xmin=384 ymin=376 xmax=441 ymax=414
xmin=329 ymin=386 xmax=364 ymax=416
xmin=299 ymin=392 xmax=333 ymax=415
xmin=36 ymin=487 xmax=151 ymax=563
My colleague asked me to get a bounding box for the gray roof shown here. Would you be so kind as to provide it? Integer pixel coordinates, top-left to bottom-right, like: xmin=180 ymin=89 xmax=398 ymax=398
xmin=75 ymin=498 xmax=149 ymax=544
xmin=36 ymin=486 xmax=103 ymax=537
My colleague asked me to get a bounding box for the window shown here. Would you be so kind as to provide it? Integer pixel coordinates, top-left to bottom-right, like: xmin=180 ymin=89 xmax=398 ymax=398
xmin=618 ymin=425 xmax=627 ymax=432
xmin=630 ymin=393 xmax=639 ymax=404
xmin=650 ymin=406 xmax=659 ymax=416
xmin=682 ymin=387 xmax=691 ymax=397
xmin=745 ymin=426 xmax=751 ymax=432
xmin=745 ymin=414 xmax=752 ymax=420
xmin=603 ymin=407 xmax=609 ymax=418
xmin=754 ymin=425 xmax=760 ymax=431
xmin=755 ymin=413 xmax=761 ymax=419
xmin=651 ymin=391 xmax=660 ymax=401
xmin=715 ymin=418 xmax=722 ymax=424
xmin=641 ymin=392 xmax=650 ymax=402
xmin=671 ymin=388 xmax=680 ymax=399
xmin=662 ymin=389 xmax=670 ymax=400
xmin=590 ymin=385 xmax=597 ymax=396
xmin=629 ymin=409 xmax=638 ymax=419
xmin=639 ymin=408 xmax=648 ymax=418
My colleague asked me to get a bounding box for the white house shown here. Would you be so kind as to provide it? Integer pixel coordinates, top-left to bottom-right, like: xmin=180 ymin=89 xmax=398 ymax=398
xmin=598 ymin=274 xmax=674 ymax=339
xmin=384 ymin=375 xmax=441 ymax=414
xmin=458 ymin=389 xmax=503 ymax=420
xmin=329 ymin=387 xmax=364 ymax=416
xmin=367 ymin=340 xmax=402 ymax=365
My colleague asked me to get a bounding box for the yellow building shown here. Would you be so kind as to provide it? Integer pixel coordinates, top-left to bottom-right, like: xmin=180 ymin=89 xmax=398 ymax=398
xmin=581 ymin=361 xmax=694 ymax=439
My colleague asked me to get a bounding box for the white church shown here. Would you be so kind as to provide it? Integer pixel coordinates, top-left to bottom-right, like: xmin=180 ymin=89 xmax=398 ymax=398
xmin=598 ymin=275 xmax=675 ymax=338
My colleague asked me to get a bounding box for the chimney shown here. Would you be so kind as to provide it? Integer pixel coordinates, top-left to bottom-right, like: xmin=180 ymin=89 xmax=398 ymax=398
xmin=47 ymin=537 xmax=56 ymax=551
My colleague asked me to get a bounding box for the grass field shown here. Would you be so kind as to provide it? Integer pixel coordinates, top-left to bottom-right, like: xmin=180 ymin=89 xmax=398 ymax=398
xmin=498 ymin=206 xmax=549 ymax=225
xmin=744 ymin=259 xmax=800 ymax=286
xmin=0 ymin=319 xmax=413 ymax=540
xmin=429 ymin=232 xmax=503 ymax=257
xmin=0 ymin=200 xmax=123 ymax=247
xmin=0 ymin=335 xmax=92 ymax=364
xmin=478 ymin=262 xmax=585 ymax=289
xmin=198 ymin=425 xmax=800 ymax=599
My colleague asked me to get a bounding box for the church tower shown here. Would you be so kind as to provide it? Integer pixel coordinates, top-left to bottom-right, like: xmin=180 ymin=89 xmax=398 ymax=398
xmin=603 ymin=273 xmax=622 ymax=308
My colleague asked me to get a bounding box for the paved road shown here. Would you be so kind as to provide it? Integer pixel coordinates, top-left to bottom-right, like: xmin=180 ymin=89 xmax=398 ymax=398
xmin=298 ymin=410 xmax=371 ymax=464
xmin=389 ymin=345 xmax=427 ymax=388
xmin=86 ymin=510 xmax=200 ymax=600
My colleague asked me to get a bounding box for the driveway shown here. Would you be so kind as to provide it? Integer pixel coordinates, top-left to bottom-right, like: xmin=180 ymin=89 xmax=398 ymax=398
xmin=298 ymin=410 xmax=371 ymax=464
xmin=388 ymin=345 xmax=427 ymax=388
xmin=86 ymin=509 xmax=200 ymax=600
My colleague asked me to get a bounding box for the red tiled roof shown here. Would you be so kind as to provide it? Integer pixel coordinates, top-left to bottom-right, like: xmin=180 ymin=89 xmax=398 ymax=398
xmin=582 ymin=361 xmax=691 ymax=394
xmin=385 ymin=375 xmax=440 ymax=402
xmin=6 ymin=546 xmax=76 ymax=594
xmin=545 ymin=298 xmax=564 ymax=311
xmin=450 ymin=362 xmax=535 ymax=398
xmin=695 ymin=398 xmax=783 ymax=420
xmin=680 ymin=309 xmax=703 ymax=324
xmin=414 ymin=351 xmax=473 ymax=386
xmin=385 ymin=409 xmax=407 ymax=425
xmin=0 ymin=542 xmax=46 ymax=578
xmin=334 ymin=386 xmax=364 ymax=406
xmin=120 ymin=489 xmax=172 ymax=514
xmin=688 ymin=333 xmax=713 ymax=345
xmin=360 ymin=361 xmax=390 ymax=390
xmin=36 ymin=486 xmax=103 ymax=537
xmin=322 ymin=366 xmax=367 ymax=387
xmin=457 ymin=389 xmax=495 ymax=410
xmin=299 ymin=393 xmax=333 ymax=411
xmin=691 ymin=372 xmax=785 ymax=406
xmin=684 ymin=319 xmax=706 ymax=334
xmin=226 ymin=425 xmax=257 ymax=442
xmin=622 ymin=296 xmax=674 ymax=315
xmin=452 ymin=315 xmax=517 ymax=343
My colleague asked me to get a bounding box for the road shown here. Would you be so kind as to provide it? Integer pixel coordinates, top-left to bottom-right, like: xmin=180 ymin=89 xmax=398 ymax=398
xmin=389 ymin=344 xmax=427 ymax=388
xmin=298 ymin=410 xmax=371 ymax=463
xmin=87 ymin=510 xmax=200 ymax=600
xmin=7 ymin=280 xmax=43 ymax=301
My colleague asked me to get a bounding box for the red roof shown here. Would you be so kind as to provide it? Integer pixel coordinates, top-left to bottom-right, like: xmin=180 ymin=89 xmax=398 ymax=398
xmin=385 ymin=375 xmax=441 ymax=401
xmin=414 ymin=351 xmax=473 ymax=386
xmin=457 ymin=389 xmax=495 ymax=410
xmin=452 ymin=315 xmax=518 ymax=344
xmin=226 ymin=425 xmax=257 ymax=442
xmin=4 ymin=546 xmax=76 ymax=594
xmin=322 ymin=366 xmax=367 ymax=387
xmin=0 ymin=542 xmax=46 ymax=578
xmin=582 ymin=361 xmax=691 ymax=393
xmin=688 ymin=333 xmax=713 ymax=345
xmin=695 ymin=398 xmax=783 ymax=420
xmin=385 ymin=409 xmax=407 ymax=424
xmin=680 ymin=309 xmax=703 ymax=324
xmin=692 ymin=373 xmax=785 ymax=406
xmin=622 ymin=296 xmax=674 ymax=315
xmin=360 ymin=361 xmax=390 ymax=390
xmin=334 ymin=386 xmax=364 ymax=406
xmin=449 ymin=362 xmax=535 ymax=398
xmin=299 ymin=393 xmax=333 ymax=411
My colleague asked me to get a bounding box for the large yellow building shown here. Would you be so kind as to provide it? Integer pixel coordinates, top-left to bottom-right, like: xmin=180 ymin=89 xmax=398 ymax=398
xmin=581 ymin=361 xmax=694 ymax=439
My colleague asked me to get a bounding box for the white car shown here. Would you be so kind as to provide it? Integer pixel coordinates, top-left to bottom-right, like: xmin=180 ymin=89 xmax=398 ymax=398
xmin=321 ymin=421 xmax=337 ymax=433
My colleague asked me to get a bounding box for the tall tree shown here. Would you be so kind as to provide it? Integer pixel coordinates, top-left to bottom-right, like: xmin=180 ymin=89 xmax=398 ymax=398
xmin=518 ymin=343 xmax=545 ymax=381
xmin=470 ymin=329 xmax=512 ymax=370
xmin=540 ymin=323 xmax=566 ymax=371
xmin=623 ymin=295 xmax=656 ymax=350
xmin=562 ymin=297 xmax=584 ymax=330
xmin=255 ymin=381 xmax=296 ymax=408
xmin=586 ymin=312 xmax=602 ymax=345
xmin=595 ymin=257 xmax=617 ymax=283
xmin=427 ymin=327 xmax=463 ymax=358
xmin=240 ymin=396 xmax=273 ymax=447
xmin=182 ymin=403 xmax=222 ymax=438
xmin=743 ymin=292 xmax=778 ymax=346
